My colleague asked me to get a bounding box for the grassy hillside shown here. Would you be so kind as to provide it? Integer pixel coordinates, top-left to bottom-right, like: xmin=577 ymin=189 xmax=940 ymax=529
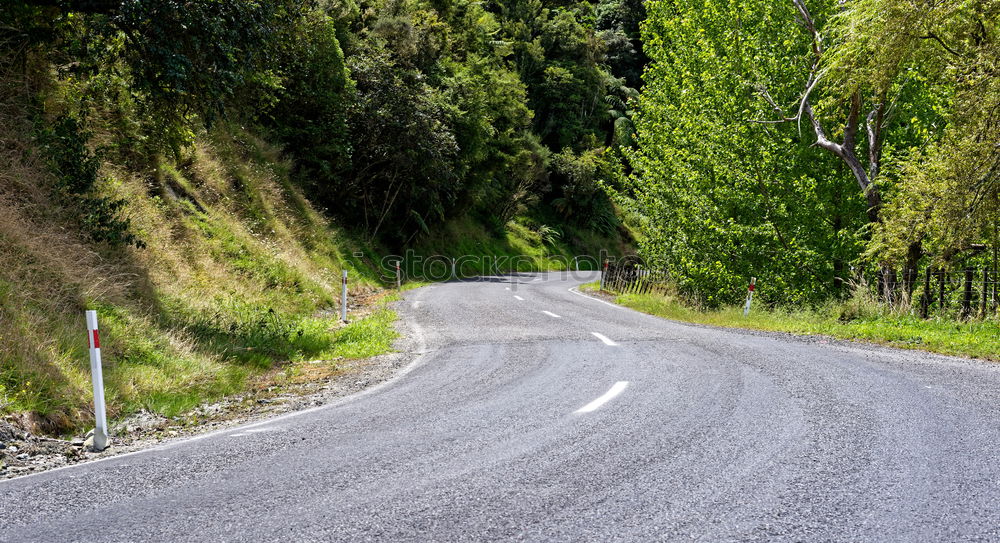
xmin=0 ymin=112 xmax=394 ymax=435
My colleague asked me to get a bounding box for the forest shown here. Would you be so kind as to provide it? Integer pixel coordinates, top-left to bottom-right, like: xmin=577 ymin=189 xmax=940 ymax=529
xmin=8 ymin=0 xmax=995 ymax=310
xmin=616 ymin=0 xmax=999 ymax=309
xmin=3 ymin=0 xmax=645 ymax=248
xmin=1 ymin=0 xmax=999 ymax=433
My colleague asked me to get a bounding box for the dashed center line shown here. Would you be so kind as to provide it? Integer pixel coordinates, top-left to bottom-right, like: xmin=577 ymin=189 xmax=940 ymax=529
xmin=591 ymin=332 xmax=618 ymax=346
xmin=576 ymin=381 xmax=629 ymax=413
xmin=541 ymin=310 xmax=562 ymax=318
xmin=514 ymin=295 xmax=525 ymax=301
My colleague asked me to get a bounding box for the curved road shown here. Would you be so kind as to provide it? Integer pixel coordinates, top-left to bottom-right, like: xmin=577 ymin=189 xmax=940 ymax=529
xmin=2 ymin=272 xmax=999 ymax=541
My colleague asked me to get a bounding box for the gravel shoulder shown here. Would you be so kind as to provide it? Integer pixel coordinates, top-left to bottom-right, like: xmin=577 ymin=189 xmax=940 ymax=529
xmin=0 ymin=299 xmax=421 ymax=481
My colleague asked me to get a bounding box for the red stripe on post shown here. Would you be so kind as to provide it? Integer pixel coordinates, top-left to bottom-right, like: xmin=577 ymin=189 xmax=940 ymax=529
xmin=748 ymin=284 xmax=755 ymax=292
xmin=92 ymin=330 xmax=100 ymax=349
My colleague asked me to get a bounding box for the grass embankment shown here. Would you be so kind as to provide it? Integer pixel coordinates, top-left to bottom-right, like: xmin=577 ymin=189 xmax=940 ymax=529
xmin=581 ymin=282 xmax=1000 ymax=361
xmin=0 ymin=121 xmax=397 ymax=435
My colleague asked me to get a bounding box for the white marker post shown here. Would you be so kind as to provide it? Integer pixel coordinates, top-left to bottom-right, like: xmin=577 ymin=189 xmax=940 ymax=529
xmin=451 ymin=258 xmax=457 ymax=280
xmin=574 ymin=256 xmax=579 ymax=272
xmin=341 ymin=270 xmax=348 ymax=323
xmin=743 ymin=277 xmax=757 ymax=317
xmin=395 ymin=261 xmax=401 ymax=290
xmin=85 ymin=310 xmax=109 ymax=451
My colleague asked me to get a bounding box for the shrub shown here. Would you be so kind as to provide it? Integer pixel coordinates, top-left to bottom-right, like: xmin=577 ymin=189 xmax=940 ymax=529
xmin=36 ymin=114 xmax=144 ymax=248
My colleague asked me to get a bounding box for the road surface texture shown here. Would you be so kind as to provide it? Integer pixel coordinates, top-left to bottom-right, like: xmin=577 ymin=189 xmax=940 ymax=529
xmin=2 ymin=272 xmax=999 ymax=542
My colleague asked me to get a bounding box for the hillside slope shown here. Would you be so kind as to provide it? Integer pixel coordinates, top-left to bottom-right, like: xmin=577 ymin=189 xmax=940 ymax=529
xmin=0 ymin=112 xmax=390 ymax=434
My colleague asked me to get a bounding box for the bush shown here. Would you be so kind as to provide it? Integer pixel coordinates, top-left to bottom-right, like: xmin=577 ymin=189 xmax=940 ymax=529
xmin=36 ymin=115 xmax=144 ymax=248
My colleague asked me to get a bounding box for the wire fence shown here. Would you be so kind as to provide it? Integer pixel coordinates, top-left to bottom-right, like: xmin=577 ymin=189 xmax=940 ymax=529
xmin=864 ymin=266 xmax=1000 ymax=319
xmin=601 ymin=262 xmax=670 ymax=295
xmin=601 ymin=261 xmax=1000 ymax=320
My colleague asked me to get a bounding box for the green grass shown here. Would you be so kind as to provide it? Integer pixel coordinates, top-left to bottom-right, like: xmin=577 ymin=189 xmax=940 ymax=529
xmin=104 ymin=296 xmax=399 ymax=420
xmin=328 ymin=308 xmax=399 ymax=359
xmin=590 ymin=285 xmax=1000 ymax=361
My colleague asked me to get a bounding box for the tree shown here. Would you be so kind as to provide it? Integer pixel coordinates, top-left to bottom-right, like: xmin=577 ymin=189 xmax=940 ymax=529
xmin=827 ymin=0 xmax=1000 ymax=271
xmin=269 ymin=11 xmax=353 ymax=187
xmin=618 ymin=0 xmax=867 ymax=305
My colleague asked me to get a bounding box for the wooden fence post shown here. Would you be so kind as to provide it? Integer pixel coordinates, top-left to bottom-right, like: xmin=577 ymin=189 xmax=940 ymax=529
xmin=962 ymin=267 xmax=974 ymax=318
xmin=938 ymin=268 xmax=946 ymax=313
xmin=982 ymin=268 xmax=989 ymax=317
xmin=921 ymin=266 xmax=931 ymax=319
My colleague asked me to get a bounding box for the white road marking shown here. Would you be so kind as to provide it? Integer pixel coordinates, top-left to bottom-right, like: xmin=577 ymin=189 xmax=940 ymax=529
xmin=576 ymin=381 xmax=629 ymax=413
xmin=412 ymin=301 xmax=423 ymax=308
xmin=505 ymin=287 xmax=511 ymax=291
xmin=542 ymin=310 xmax=562 ymax=318
xmin=591 ymin=332 xmax=618 ymax=346
xmin=568 ymin=286 xmax=628 ymax=310
xmin=514 ymin=295 xmax=525 ymax=301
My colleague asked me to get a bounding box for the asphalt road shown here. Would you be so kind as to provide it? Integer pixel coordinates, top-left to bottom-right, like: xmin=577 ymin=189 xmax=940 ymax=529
xmin=2 ymin=272 xmax=1000 ymax=542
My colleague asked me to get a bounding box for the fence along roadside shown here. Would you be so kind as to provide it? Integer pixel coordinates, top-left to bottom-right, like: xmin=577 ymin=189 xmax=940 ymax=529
xmin=601 ymin=262 xmax=999 ymax=321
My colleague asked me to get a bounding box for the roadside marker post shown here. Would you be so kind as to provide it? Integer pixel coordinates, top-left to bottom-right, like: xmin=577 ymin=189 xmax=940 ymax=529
xmin=85 ymin=310 xmax=109 ymax=451
xmin=341 ymin=270 xmax=348 ymax=323
xmin=396 ymin=261 xmax=401 ymax=290
xmin=743 ymin=277 xmax=756 ymax=317
xmin=600 ymin=260 xmax=608 ymax=291
xmin=451 ymin=258 xmax=457 ymax=280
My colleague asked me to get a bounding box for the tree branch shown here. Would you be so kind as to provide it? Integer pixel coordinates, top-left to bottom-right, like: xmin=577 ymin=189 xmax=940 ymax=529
xmin=803 ymin=100 xmax=841 ymax=155
xmin=792 ymin=0 xmax=824 ymax=59
xmin=920 ymin=32 xmax=964 ymax=58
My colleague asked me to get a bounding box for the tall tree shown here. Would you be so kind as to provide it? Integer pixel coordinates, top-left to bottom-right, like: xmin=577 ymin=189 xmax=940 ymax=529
xmin=620 ymin=0 xmax=867 ymax=305
xmin=827 ymin=0 xmax=1000 ymax=270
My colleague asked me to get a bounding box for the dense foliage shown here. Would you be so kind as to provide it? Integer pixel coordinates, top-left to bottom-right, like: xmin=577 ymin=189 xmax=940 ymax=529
xmin=616 ymin=0 xmax=999 ymax=306
xmin=8 ymin=0 xmax=993 ymax=311
xmin=3 ymin=0 xmax=647 ymax=247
